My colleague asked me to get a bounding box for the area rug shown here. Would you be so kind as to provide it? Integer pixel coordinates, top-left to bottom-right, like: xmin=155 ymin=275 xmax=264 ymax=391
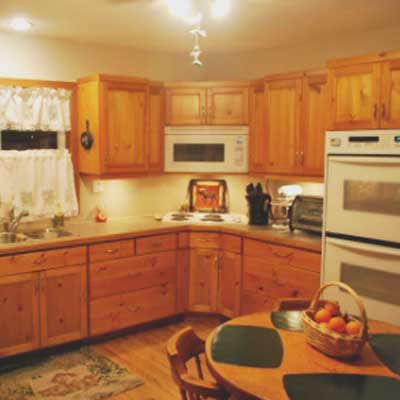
xmin=0 ymin=346 xmax=144 ymax=400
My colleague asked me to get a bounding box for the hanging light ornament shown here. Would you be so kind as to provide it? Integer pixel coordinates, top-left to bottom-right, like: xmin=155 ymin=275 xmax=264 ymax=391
xmin=165 ymin=0 xmax=231 ymax=66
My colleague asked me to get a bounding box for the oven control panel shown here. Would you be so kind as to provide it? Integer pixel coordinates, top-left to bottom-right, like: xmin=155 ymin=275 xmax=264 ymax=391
xmin=326 ymin=130 xmax=400 ymax=154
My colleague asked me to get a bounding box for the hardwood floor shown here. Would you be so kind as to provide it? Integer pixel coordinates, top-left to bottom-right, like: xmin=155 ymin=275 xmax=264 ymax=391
xmin=91 ymin=315 xmax=223 ymax=400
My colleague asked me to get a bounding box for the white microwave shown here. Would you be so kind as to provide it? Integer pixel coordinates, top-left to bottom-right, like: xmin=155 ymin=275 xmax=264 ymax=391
xmin=165 ymin=126 xmax=249 ymax=173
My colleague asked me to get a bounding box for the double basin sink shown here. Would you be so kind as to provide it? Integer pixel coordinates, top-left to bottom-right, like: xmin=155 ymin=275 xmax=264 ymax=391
xmin=0 ymin=228 xmax=74 ymax=244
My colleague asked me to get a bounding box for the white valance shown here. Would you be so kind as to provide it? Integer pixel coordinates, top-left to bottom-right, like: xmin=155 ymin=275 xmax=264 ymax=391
xmin=0 ymin=86 xmax=72 ymax=132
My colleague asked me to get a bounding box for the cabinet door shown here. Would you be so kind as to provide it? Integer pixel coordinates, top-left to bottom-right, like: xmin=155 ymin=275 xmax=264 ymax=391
xmin=249 ymin=83 xmax=267 ymax=173
xmin=40 ymin=265 xmax=88 ymax=347
xmin=207 ymin=86 xmax=249 ymax=125
xmin=148 ymin=84 xmax=165 ymax=173
xmin=0 ymin=273 xmax=40 ymax=358
xmin=188 ymin=248 xmax=218 ymax=312
xmin=217 ymin=251 xmax=241 ymax=318
xmin=104 ymin=82 xmax=148 ymax=173
xmin=328 ymin=63 xmax=381 ymax=130
xmin=381 ymin=59 xmax=400 ymax=128
xmin=301 ymin=74 xmax=328 ymax=176
xmin=265 ymin=78 xmax=302 ymax=174
xmin=177 ymin=249 xmax=190 ymax=313
xmin=165 ymin=88 xmax=206 ymax=125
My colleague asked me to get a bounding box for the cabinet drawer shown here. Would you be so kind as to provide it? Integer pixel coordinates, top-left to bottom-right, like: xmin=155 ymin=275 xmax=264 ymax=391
xmin=243 ymin=239 xmax=321 ymax=273
xmin=241 ymin=290 xmax=276 ymax=315
xmin=90 ymin=284 xmax=176 ymax=336
xmin=220 ymin=234 xmax=241 ymax=253
xmin=190 ymin=233 xmax=220 ymax=249
xmin=0 ymin=247 xmax=87 ymax=277
xmin=243 ymin=255 xmax=320 ymax=300
xmin=90 ymin=251 xmax=177 ymax=299
xmin=136 ymin=234 xmax=177 ymax=255
xmin=89 ymin=240 xmax=135 ymax=262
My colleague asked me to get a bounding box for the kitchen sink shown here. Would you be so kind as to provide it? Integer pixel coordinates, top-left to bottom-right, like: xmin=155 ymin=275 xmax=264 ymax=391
xmin=24 ymin=228 xmax=74 ymax=240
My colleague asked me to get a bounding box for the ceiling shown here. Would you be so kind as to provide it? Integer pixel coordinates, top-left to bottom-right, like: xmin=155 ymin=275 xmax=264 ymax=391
xmin=0 ymin=0 xmax=400 ymax=54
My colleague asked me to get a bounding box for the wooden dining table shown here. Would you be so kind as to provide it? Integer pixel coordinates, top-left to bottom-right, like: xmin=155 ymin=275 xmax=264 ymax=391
xmin=205 ymin=312 xmax=400 ymax=400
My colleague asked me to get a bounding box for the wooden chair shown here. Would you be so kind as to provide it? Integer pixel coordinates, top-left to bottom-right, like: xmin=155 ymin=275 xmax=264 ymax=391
xmin=166 ymin=326 xmax=230 ymax=400
xmin=273 ymin=298 xmax=311 ymax=311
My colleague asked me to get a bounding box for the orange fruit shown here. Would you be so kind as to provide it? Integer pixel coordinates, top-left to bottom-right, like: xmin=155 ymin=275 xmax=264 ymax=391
xmin=328 ymin=316 xmax=346 ymax=333
xmin=324 ymin=301 xmax=341 ymax=316
xmin=314 ymin=308 xmax=331 ymax=323
xmin=319 ymin=322 xmax=330 ymax=330
xmin=346 ymin=320 xmax=362 ymax=336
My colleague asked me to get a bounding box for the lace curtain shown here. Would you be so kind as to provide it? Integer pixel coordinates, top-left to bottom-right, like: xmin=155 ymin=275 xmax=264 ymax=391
xmin=0 ymin=86 xmax=72 ymax=132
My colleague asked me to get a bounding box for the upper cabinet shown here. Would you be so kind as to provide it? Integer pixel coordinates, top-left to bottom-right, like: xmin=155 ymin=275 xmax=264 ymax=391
xmin=264 ymin=73 xmax=303 ymax=175
xmin=301 ymin=72 xmax=328 ymax=176
xmin=165 ymin=82 xmax=249 ymax=126
xmin=327 ymin=51 xmax=400 ymax=130
xmin=251 ymin=71 xmax=327 ymax=177
xmin=148 ymin=82 xmax=165 ymax=173
xmin=249 ymin=81 xmax=267 ymax=173
xmin=77 ymin=74 xmax=164 ymax=176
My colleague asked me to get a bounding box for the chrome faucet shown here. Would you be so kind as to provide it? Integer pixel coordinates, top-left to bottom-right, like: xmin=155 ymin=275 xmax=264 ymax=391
xmin=4 ymin=208 xmax=29 ymax=233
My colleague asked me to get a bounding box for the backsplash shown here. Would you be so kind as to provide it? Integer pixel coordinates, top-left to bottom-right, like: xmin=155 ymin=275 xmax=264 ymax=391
xmin=78 ymin=175 xmax=324 ymax=221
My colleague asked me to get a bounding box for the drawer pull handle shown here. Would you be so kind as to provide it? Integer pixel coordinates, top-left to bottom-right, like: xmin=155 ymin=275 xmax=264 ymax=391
xmin=127 ymin=305 xmax=142 ymax=313
xmin=34 ymin=256 xmax=48 ymax=265
xmin=128 ymin=272 xmax=143 ymax=278
xmin=272 ymin=251 xmax=294 ymax=258
xmin=106 ymin=249 xmax=118 ymax=254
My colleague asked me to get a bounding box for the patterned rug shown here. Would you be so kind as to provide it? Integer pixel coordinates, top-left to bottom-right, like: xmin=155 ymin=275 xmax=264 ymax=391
xmin=0 ymin=346 xmax=144 ymax=400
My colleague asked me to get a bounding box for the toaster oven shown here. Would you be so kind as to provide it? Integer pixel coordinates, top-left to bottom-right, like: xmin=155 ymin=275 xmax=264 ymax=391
xmin=289 ymin=195 xmax=323 ymax=234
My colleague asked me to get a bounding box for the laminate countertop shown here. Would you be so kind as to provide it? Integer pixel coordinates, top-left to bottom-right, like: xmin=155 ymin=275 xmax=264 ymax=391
xmin=0 ymin=217 xmax=322 ymax=256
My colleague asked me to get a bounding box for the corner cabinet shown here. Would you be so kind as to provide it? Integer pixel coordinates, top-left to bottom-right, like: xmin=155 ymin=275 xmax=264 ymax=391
xmin=78 ymin=74 xmax=165 ymax=176
xmin=327 ymin=51 xmax=400 ymax=130
xmin=165 ymin=82 xmax=249 ymax=126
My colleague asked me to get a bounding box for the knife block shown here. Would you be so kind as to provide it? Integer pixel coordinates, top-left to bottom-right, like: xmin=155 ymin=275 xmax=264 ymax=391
xmin=246 ymin=194 xmax=271 ymax=226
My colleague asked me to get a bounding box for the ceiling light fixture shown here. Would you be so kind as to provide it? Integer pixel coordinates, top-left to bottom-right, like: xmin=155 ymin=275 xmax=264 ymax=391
xmin=164 ymin=0 xmax=231 ymax=66
xmin=8 ymin=17 xmax=33 ymax=32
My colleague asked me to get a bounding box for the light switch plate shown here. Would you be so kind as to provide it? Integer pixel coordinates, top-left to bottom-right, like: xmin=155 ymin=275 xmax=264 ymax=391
xmin=93 ymin=180 xmax=105 ymax=193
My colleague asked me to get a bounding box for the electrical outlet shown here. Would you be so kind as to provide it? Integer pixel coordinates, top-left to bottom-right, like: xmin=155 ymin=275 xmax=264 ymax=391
xmin=93 ymin=180 xmax=105 ymax=193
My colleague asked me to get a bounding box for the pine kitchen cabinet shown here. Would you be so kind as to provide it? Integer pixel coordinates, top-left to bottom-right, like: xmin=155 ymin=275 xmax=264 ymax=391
xmin=242 ymin=238 xmax=321 ymax=315
xmin=0 ymin=247 xmax=87 ymax=358
xmin=89 ymin=234 xmax=178 ymax=336
xmin=249 ymin=71 xmax=327 ymax=177
xmin=165 ymin=82 xmax=249 ymax=126
xmin=327 ymin=51 xmax=400 ymax=130
xmin=249 ymin=80 xmax=267 ymax=173
xmin=78 ymin=74 xmax=164 ymax=176
xmin=187 ymin=233 xmax=242 ymax=318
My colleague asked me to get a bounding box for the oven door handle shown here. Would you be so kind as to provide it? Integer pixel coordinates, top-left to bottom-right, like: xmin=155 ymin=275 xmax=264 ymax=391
xmin=327 ymin=237 xmax=400 ymax=258
xmin=330 ymin=157 xmax=400 ymax=166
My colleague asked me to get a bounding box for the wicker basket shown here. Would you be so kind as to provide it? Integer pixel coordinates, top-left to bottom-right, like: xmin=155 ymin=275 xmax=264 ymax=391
xmin=303 ymin=281 xmax=369 ymax=359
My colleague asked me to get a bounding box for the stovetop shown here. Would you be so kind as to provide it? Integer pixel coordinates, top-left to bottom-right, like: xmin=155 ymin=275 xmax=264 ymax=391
xmin=162 ymin=212 xmax=248 ymax=225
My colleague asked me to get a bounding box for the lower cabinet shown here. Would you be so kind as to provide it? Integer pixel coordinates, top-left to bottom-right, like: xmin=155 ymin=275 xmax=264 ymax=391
xmin=40 ymin=265 xmax=88 ymax=347
xmin=188 ymin=245 xmax=242 ymax=318
xmin=0 ymin=273 xmax=40 ymax=358
xmin=88 ymin=239 xmax=178 ymax=336
xmin=242 ymin=239 xmax=321 ymax=314
xmin=0 ymin=264 xmax=87 ymax=358
xmin=188 ymin=248 xmax=219 ymax=313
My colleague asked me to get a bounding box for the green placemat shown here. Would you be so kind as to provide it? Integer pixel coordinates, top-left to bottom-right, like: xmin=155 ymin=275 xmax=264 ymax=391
xmin=283 ymin=374 xmax=400 ymax=400
xmin=271 ymin=311 xmax=304 ymax=332
xmin=211 ymin=325 xmax=283 ymax=368
xmin=370 ymin=334 xmax=400 ymax=375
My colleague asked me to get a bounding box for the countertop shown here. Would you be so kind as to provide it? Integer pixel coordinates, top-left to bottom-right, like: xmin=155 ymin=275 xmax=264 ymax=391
xmin=0 ymin=217 xmax=322 ymax=256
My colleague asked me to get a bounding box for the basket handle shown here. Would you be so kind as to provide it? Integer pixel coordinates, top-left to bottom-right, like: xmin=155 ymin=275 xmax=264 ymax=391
xmin=309 ymin=281 xmax=369 ymax=340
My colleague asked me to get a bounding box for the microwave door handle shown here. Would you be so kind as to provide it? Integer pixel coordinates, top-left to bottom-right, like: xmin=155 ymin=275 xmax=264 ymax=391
xmin=330 ymin=157 xmax=400 ymax=167
xmin=327 ymin=237 xmax=400 ymax=258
